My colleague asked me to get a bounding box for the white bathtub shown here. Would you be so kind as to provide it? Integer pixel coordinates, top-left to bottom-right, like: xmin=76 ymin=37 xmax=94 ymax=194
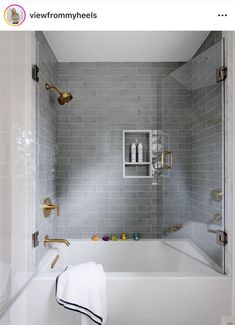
xmin=27 ymin=240 xmax=231 ymax=325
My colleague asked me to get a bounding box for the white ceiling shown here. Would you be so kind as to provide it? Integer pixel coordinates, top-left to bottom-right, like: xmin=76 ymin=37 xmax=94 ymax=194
xmin=44 ymin=31 xmax=210 ymax=62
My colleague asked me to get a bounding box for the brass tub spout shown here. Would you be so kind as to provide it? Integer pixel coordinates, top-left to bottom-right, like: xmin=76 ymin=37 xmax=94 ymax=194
xmin=44 ymin=235 xmax=70 ymax=247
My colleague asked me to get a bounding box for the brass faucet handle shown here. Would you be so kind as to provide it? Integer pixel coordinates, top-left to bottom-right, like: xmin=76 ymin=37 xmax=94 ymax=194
xmin=47 ymin=204 xmax=60 ymax=216
xmin=53 ymin=203 xmax=60 ymax=216
xmin=42 ymin=198 xmax=60 ymax=217
xmin=211 ymin=189 xmax=223 ymax=202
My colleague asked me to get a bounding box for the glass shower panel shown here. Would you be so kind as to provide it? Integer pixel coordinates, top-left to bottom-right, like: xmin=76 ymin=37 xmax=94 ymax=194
xmin=161 ymin=39 xmax=225 ymax=273
xmin=0 ymin=32 xmax=37 ymax=317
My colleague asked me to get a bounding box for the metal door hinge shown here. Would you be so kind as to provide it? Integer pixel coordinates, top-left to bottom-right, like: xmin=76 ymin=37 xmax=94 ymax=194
xmin=216 ymin=66 xmax=227 ymax=82
xmin=32 ymin=231 xmax=39 ymax=248
xmin=216 ymin=230 xmax=228 ymax=246
xmin=32 ymin=64 xmax=39 ymax=82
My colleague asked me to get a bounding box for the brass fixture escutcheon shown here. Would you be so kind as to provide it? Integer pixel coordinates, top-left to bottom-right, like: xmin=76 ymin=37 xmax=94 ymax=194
xmin=42 ymin=197 xmax=60 ymax=217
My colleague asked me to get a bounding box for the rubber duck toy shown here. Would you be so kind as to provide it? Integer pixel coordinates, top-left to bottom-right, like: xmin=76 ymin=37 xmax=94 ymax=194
xmin=91 ymin=235 xmax=99 ymax=241
xmin=133 ymin=233 xmax=140 ymax=241
xmin=120 ymin=233 xmax=128 ymax=240
xmin=110 ymin=234 xmax=118 ymax=241
xmin=102 ymin=235 xmax=110 ymax=241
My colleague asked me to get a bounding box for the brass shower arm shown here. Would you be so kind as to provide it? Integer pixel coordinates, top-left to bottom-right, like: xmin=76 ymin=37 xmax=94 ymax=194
xmin=45 ymin=83 xmax=62 ymax=95
xmin=45 ymin=83 xmax=73 ymax=105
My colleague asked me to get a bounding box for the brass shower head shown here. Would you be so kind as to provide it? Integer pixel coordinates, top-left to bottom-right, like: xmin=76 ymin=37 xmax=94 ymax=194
xmin=45 ymin=83 xmax=73 ymax=105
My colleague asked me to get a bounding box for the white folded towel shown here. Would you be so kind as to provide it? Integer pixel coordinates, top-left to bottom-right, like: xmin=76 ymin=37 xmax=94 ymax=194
xmin=56 ymin=262 xmax=107 ymax=325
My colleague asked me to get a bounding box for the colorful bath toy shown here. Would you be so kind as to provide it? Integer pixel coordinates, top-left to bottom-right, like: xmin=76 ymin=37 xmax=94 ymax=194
xmin=133 ymin=233 xmax=140 ymax=241
xmin=164 ymin=223 xmax=184 ymax=236
xmin=91 ymin=235 xmax=99 ymax=241
xmin=110 ymin=234 xmax=118 ymax=241
xmin=120 ymin=233 xmax=128 ymax=240
xmin=102 ymin=235 xmax=110 ymax=241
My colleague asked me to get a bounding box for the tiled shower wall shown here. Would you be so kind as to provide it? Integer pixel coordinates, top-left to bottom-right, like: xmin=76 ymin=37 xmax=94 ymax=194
xmin=191 ymin=31 xmax=223 ymax=225
xmin=36 ymin=32 xmax=58 ymax=262
xmin=161 ymin=32 xmax=224 ymax=268
xmin=190 ymin=33 xmax=223 ymax=264
xmin=161 ymin=65 xmax=192 ymax=231
xmin=191 ymin=42 xmax=223 ymax=224
xmin=35 ymin=31 xmax=224 ymax=267
xmin=56 ymin=62 xmax=187 ymax=239
xmin=193 ymin=31 xmax=222 ymax=58
xmin=161 ymin=32 xmax=223 ymax=231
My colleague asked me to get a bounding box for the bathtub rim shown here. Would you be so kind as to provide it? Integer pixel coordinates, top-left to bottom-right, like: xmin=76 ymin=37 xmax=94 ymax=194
xmin=37 ymin=239 xmax=227 ymax=277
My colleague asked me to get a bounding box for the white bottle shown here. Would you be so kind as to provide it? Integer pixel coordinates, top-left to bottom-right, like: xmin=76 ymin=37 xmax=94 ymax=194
xmin=137 ymin=143 xmax=143 ymax=162
xmin=130 ymin=143 xmax=136 ymax=162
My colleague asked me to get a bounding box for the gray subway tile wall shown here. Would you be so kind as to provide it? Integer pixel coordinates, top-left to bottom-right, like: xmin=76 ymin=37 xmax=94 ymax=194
xmin=36 ymin=32 xmax=58 ymax=262
xmin=56 ymin=62 xmax=185 ymax=239
xmin=161 ymin=32 xmax=224 ymax=267
xmin=161 ymin=64 xmax=193 ymax=231
xmin=35 ymin=31 xmax=224 ymax=269
xmin=193 ymin=31 xmax=222 ymax=57
xmin=191 ymin=37 xmax=223 ymax=264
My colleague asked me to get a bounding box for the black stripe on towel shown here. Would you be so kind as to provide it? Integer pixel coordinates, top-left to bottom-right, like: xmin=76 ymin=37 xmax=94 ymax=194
xmin=55 ymin=267 xmax=103 ymax=324
xmin=57 ymin=300 xmax=102 ymax=325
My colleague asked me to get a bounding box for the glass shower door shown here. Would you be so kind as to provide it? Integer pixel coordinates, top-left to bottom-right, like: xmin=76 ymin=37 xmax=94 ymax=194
xmin=161 ymin=38 xmax=226 ymax=273
xmin=0 ymin=32 xmax=37 ymax=318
